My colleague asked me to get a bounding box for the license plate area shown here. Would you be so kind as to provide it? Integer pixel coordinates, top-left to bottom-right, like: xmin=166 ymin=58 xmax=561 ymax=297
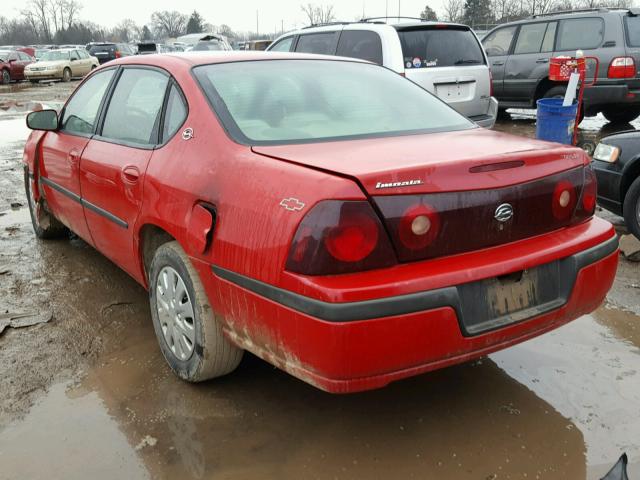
xmin=434 ymin=81 xmax=474 ymax=101
xmin=457 ymin=261 xmax=562 ymax=335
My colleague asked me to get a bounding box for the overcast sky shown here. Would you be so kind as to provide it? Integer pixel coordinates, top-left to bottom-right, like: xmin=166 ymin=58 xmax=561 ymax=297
xmin=4 ymin=0 xmax=446 ymax=33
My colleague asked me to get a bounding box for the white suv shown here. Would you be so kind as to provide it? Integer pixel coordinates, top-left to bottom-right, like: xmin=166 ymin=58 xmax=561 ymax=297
xmin=268 ymin=19 xmax=499 ymax=128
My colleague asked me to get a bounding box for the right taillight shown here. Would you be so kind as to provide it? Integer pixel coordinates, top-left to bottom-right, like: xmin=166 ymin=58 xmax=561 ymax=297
xmin=577 ymin=166 xmax=597 ymax=218
xmin=552 ymin=180 xmax=577 ymax=220
xmin=608 ymin=57 xmax=635 ymax=79
xmin=285 ymin=200 xmax=396 ymax=275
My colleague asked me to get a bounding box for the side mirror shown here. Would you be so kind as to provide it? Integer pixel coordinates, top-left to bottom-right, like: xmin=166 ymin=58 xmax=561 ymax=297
xmin=26 ymin=110 xmax=58 ymax=131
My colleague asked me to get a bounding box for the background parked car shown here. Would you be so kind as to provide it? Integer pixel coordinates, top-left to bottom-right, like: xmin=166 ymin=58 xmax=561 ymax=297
xmin=593 ymin=131 xmax=640 ymax=239
xmin=86 ymin=42 xmax=135 ymax=64
xmin=0 ymin=49 xmax=34 ymax=84
xmin=244 ymin=39 xmax=273 ymax=51
xmin=268 ymin=19 xmax=498 ymax=128
xmin=24 ymin=48 xmax=98 ymax=82
xmin=193 ymin=36 xmax=233 ymax=51
xmin=483 ymin=8 xmax=640 ymax=123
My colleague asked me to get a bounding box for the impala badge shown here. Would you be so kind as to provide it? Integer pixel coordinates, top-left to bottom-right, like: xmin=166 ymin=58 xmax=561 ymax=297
xmin=280 ymin=198 xmax=305 ymax=212
xmin=494 ymin=203 xmax=514 ymax=222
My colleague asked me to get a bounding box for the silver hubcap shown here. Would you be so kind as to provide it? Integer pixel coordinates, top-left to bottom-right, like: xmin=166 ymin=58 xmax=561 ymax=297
xmin=156 ymin=266 xmax=196 ymax=361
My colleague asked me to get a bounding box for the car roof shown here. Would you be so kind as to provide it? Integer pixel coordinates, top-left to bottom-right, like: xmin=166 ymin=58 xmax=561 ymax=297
xmin=112 ymin=51 xmax=370 ymax=68
xmin=492 ymin=7 xmax=631 ymax=27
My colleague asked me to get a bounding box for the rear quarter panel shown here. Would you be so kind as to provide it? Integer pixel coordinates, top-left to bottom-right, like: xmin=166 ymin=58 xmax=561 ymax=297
xmin=136 ymin=68 xmax=364 ymax=286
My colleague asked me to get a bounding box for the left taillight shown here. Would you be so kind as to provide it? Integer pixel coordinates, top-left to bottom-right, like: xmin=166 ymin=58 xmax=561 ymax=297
xmin=115 ymin=50 xmax=122 ymax=58
xmin=608 ymin=57 xmax=635 ymax=79
xmin=285 ymin=200 xmax=396 ymax=275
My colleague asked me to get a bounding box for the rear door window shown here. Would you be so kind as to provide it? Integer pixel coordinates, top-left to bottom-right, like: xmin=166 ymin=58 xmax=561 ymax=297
xmin=101 ymin=68 xmax=169 ymax=145
xmin=398 ymin=28 xmax=485 ymax=68
xmin=514 ymin=22 xmax=548 ymax=54
xmin=294 ymin=32 xmax=339 ymax=55
xmin=625 ymin=16 xmax=640 ymax=47
xmin=482 ymin=26 xmax=517 ymax=57
xmin=336 ymin=30 xmax=383 ymax=64
xmin=557 ymin=18 xmax=604 ymax=50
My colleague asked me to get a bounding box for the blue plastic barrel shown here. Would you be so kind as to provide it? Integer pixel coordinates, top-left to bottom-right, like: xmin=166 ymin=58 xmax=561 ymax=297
xmin=535 ymin=98 xmax=578 ymax=145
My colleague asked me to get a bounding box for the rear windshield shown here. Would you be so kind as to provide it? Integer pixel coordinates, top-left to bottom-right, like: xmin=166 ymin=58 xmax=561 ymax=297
xmin=193 ymin=41 xmax=224 ymax=51
xmin=193 ymin=60 xmax=473 ymax=145
xmin=625 ymin=16 xmax=640 ymax=47
xmin=89 ymin=45 xmax=115 ymax=54
xmin=397 ymin=27 xmax=485 ymax=69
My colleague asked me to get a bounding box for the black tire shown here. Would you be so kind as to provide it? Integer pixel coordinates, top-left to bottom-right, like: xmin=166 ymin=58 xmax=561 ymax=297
xmin=1 ymin=69 xmax=10 ymax=84
xmin=29 ymin=79 xmax=39 ymax=84
xmin=623 ymin=176 xmax=640 ymax=241
xmin=543 ymin=86 xmax=585 ymax=125
xmin=602 ymin=107 xmax=640 ymax=124
xmin=24 ymin=168 xmax=68 ymax=239
xmin=149 ymin=241 xmax=243 ymax=382
xmin=62 ymin=68 xmax=71 ymax=82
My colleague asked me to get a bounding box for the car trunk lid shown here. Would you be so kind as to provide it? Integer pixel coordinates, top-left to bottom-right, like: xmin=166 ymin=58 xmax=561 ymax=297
xmin=251 ymin=128 xmax=586 ymax=196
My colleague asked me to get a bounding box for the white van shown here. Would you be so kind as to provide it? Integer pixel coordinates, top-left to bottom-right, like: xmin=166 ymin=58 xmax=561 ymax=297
xmin=268 ymin=19 xmax=499 ymax=128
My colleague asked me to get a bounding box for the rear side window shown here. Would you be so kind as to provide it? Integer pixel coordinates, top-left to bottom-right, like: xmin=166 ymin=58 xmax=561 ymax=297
xmin=482 ymin=26 xmax=516 ymax=56
xmin=101 ymin=68 xmax=169 ymax=145
xmin=557 ymin=18 xmax=604 ymax=51
xmin=270 ymin=36 xmax=294 ymax=52
xmin=61 ymin=69 xmax=115 ymax=135
xmin=295 ymin=32 xmax=339 ymax=54
xmin=398 ymin=28 xmax=485 ymax=68
xmin=162 ymin=85 xmax=187 ymax=142
xmin=625 ymin=16 xmax=640 ymax=47
xmin=336 ymin=30 xmax=383 ymax=64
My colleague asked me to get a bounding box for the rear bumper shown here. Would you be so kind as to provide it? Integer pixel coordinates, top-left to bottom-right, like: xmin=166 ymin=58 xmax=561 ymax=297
xmin=583 ymin=83 xmax=640 ymax=110
xmin=470 ymin=97 xmax=499 ymax=128
xmin=196 ymin=218 xmax=618 ymax=393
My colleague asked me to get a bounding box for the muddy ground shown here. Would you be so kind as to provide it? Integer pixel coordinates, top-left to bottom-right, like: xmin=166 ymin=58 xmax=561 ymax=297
xmin=1 ymin=80 xmax=639 ymax=480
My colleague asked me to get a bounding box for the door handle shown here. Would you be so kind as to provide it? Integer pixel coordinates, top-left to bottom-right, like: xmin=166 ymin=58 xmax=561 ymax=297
xmin=121 ymin=165 xmax=140 ymax=184
xmin=536 ymin=58 xmax=549 ymax=64
xmin=492 ymin=61 xmax=505 ymax=66
xmin=67 ymin=149 xmax=80 ymax=166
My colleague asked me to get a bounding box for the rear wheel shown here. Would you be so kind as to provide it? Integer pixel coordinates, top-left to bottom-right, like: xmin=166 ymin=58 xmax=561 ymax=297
xmin=149 ymin=241 xmax=243 ymax=382
xmin=543 ymin=86 xmax=584 ymax=125
xmin=602 ymin=107 xmax=640 ymax=124
xmin=1 ymin=69 xmax=10 ymax=84
xmin=62 ymin=68 xmax=71 ymax=82
xmin=24 ymin=169 xmax=68 ymax=239
xmin=623 ymin=176 xmax=640 ymax=241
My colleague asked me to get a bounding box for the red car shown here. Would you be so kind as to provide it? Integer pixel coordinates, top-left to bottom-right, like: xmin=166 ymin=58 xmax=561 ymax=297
xmin=23 ymin=52 xmax=618 ymax=393
xmin=0 ymin=49 xmax=34 ymax=84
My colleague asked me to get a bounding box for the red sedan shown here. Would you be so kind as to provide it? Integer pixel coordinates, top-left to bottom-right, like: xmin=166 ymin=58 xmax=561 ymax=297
xmin=0 ymin=49 xmax=34 ymax=84
xmin=23 ymin=52 xmax=618 ymax=393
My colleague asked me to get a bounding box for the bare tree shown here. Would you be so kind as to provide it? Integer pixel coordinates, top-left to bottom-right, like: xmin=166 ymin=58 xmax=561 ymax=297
xmin=151 ymin=10 xmax=188 ymax=39
xmin=443 ymin=0 xmax=465 ymax=22
xmin=491 ymin=0 xmax=521 ymax=21
xmin=21 ymin=0 xmax=52 ymax=42
xmin=300 ymin=3 xmax=335 ymax=25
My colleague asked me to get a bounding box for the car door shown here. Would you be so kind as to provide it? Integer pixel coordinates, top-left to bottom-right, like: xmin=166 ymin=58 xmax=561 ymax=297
xmin=69 ymin=49 xmax=83 ymax=76
xmin=39 ymin=68 xmax=117 ymax=244
xmin=503 ymin=22 xmax=557 ymax=102
xmin=79 ymin=67 xmax=169 ymax=277
xmin=7 ymin=51 xmax=22 ymax=79
xmin=16 ymin=52 xmax=31 ymax=79
xmin=482 ymin=25 xmax=517 ymax=97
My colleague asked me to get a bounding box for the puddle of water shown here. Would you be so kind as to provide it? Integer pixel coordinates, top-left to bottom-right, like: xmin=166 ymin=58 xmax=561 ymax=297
xmin=492 ymin=310 xmax=640 ymax=479
xmin=0 ymin=382 xmax=149 ymax=480
xmin=0 ymin=116 xmax=30 ymax=144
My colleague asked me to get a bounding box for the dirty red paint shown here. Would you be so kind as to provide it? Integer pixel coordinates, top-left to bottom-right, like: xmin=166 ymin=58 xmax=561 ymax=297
xmin=22 ymin=52 xmax=619 ymax=393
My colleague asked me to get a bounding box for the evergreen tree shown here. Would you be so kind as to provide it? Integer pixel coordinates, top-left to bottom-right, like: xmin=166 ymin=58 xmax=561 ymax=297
xmin=186 ymin=11 xmax=205 ymax=34
xmin=420 ymin=6 xmax=439 ymax=21
xmin=141 ymin=25 xmax=152 ymax=41
xmin=463 ymin=0 xmax=493 ymax=27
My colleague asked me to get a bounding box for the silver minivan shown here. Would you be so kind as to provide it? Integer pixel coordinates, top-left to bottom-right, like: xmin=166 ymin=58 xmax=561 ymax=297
xmin=268 ymin=19 xmax=499 ymax=128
